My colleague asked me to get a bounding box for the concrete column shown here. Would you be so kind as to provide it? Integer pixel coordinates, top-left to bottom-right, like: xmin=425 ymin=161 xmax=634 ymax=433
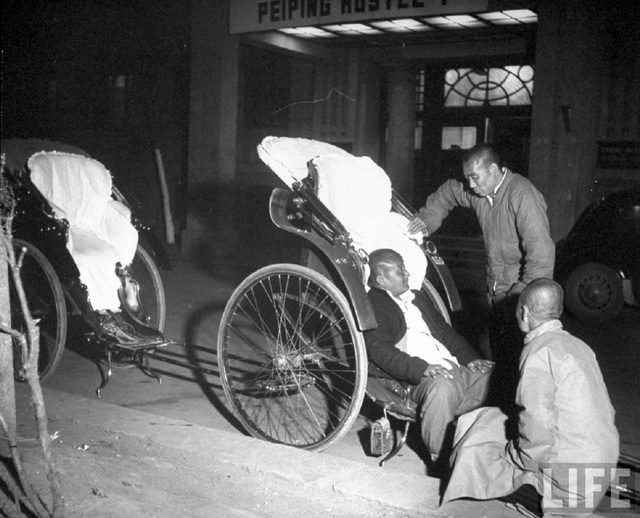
xmin=188 ymin=0 xmax=239 ymax=184
xmin=385 ymin=67 xmax=415 ymax=200
xmin=184 ymin=0 xmax=240 ymax=258
xmin=353 ymin=58 xmax=382 ymax=161
xmin=528 ymin=0 xmax=606 ymax=241
xmin=289 ymin=60 xmax=315 ymax=139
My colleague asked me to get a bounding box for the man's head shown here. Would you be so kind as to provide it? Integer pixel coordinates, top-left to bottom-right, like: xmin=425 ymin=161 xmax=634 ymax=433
xmin=462 ymin=144 xmax=504 ymax=198
xmin=516 ymin=278 xmax=564 ymax=333
xmin=368 ymin=248 xmax=409 ymax=297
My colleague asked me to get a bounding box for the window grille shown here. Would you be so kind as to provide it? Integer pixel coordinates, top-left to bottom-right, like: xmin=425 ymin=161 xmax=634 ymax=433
xmin=443 ymin=66 xmax=533 ymax=107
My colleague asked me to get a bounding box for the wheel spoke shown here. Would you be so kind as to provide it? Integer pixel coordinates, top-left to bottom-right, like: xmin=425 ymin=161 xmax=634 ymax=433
xmin=124 ymin=244 xmax=166 ymax=331
xmin=218 ymin=265 xmax=367 ymax=451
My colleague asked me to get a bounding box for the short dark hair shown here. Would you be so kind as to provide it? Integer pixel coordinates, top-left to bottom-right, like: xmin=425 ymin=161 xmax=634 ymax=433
xmin=462 ymin=144 xmax=502 ymax=170
xmin=368 ymin=248 xmax=402 ymax=286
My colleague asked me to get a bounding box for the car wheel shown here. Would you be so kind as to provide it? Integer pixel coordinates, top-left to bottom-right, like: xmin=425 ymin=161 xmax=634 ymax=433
xmin=564 ymin=262 xmax=624 ymax=321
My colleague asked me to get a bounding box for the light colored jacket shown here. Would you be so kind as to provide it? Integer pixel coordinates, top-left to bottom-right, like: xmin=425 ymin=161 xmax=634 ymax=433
xmin=418 ymin=169 xmax=555 ymax=298
xmin=443 ymin=320 xmax=619 ymax=512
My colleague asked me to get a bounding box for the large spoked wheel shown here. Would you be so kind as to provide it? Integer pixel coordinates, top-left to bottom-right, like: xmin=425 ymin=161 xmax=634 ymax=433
xmin=11 ymin=239 xmax=67 ymax=381
xmin=121 ymin=243 xmax=166 ymax=332
xmin=217 ymin=264 xmax=368 ymax=452
xmin=564 ymin=262 xmax=624 ymax=321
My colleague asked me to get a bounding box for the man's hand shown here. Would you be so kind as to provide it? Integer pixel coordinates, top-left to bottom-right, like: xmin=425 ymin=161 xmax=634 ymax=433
xmin=467 ymin=359 xmax=495 ymax=374
xmin=423 ymin=363 xmax=454 ymax=379
xmin=407 ymin=216 xmax=428 ymax=235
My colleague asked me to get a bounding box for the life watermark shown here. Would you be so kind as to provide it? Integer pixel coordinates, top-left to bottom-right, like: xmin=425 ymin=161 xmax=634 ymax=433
xmin=539 ymin=463 xmax=638 ymax=515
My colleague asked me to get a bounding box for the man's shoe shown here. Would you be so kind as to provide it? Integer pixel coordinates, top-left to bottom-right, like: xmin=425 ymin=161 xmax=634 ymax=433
xmin=501 ymin=485 xmax=542 ymax=518
xmin=427 ymin=452 xmax=448 ymax=478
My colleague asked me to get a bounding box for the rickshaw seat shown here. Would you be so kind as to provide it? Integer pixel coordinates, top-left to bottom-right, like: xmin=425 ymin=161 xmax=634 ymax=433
xmin=27 ymin=151 xmax=138 ymax=311
xmin=310 ymin=152 xmax=427 ymax=290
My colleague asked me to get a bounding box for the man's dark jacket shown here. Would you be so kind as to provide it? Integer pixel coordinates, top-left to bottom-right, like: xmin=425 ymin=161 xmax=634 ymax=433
xmin=365 ymin=287 xmax=480 ymax=385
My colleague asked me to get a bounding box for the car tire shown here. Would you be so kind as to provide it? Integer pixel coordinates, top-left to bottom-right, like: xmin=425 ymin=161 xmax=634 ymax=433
xmin=564 ymin=262 xmax=624 ymax=321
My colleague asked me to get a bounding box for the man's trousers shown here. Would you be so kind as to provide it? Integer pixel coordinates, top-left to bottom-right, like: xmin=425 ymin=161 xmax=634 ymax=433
xmin=410 ymin=364 xmax=491 ymax=457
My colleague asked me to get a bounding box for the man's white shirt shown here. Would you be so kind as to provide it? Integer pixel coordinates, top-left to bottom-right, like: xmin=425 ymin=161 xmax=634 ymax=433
xmin=390 ymin=290 xmax=459 ymax=370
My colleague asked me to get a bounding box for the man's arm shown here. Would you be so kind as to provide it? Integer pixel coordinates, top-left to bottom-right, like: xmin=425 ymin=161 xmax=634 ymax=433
xmin=408 ymin=179 xmax=472 ymax=235
xmin=511 ymin=187 xmax=555 ymax=294
xmin=507 ymin=346 xmax=556 ymax=472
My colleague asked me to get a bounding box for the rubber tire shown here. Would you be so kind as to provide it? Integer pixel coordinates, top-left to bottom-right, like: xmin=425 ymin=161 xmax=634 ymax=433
xmin=11 ymin=239 xmax=67 ymax=381
xmin=564 ymin=262 xmax=624 ymax=321
xmin=217 ymin=264 xmax=367 ymax=452
xmin=127 ymin=243 xmax=166 ymax=332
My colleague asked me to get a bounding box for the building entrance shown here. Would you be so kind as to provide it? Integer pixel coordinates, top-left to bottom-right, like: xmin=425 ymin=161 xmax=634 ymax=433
xmin=414 ymin=65 xmax=533 ymax=237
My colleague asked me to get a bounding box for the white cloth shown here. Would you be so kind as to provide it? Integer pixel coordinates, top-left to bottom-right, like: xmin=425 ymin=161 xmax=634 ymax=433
xmin=256 ymin=136 xmax=427 ymax=290
xmin=391 ymin=290 xmax=459 ymax=368
xmin=28 ymin=151 xmax=138 ymax=311
xmin=257 ymin=136 xmax=351 ymax=188
xmin=312 ymin=153 xmax=427 ymax=290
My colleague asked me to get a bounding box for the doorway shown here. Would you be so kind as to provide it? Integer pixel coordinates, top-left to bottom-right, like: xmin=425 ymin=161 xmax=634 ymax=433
xmin=414 ymin=65 xmax=534 ymax=237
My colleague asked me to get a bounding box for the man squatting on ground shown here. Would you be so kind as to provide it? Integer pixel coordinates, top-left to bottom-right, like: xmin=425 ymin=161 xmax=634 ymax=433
xmin=407 ymin=144 xmax=555 ymax=401
xmin=364 ymin=248 xmax=494 ymax=464
xmin=443 ymin=279 xmax=619 ymax=516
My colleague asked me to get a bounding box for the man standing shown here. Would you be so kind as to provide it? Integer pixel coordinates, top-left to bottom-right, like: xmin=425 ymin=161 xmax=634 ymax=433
xmin=408 ymin=144 xmax=555 ymax=402
xmin=365 ymin=249 xmax=493 ymax=466
xmin=443 ymin=279 xmax=619 ymax=516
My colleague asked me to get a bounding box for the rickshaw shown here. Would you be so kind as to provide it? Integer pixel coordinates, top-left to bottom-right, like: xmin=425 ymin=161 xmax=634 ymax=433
xmin=216 ymin=136 xmax=462 ymax=463
xmin=2 ymin=139 xmax=171 ymax=395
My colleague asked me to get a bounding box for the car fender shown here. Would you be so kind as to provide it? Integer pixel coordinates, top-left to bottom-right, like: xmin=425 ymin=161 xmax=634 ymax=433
xmin=554 ymin=245 xmax=630 ymax=283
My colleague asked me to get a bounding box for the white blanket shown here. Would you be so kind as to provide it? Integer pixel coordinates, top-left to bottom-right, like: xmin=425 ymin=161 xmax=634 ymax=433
xmin=312 ymin=153 xmax=426 ymax=290
xmin=28 ymin=151 xmax=138 ymax=311
xmin=257 ymin=136 xmax=351 ymax=188
xmin=257 ymin=136 xmax=427 ymax=289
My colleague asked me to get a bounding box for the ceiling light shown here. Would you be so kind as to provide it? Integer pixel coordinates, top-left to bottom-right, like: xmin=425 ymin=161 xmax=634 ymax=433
xmin=477 ymin=12 xmax=510 ymax=20
xmin=503 ymin=9 xmax=537 ymax=19
xmin=446 ymin=15 xmax=477 ymax=23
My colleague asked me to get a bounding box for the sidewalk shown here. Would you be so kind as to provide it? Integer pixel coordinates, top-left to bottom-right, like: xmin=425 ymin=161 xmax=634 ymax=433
xmin=3 ymin=255 xmax=638 ymax=517
xmin=5 ymin=386 xmax=522 ymax=518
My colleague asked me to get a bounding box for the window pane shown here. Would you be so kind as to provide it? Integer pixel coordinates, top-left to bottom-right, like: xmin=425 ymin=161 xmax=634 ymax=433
xmin=441 ymin=126 xmax=477 ymax=149
xmin=443 ymin=66 xmax=533 ymax=107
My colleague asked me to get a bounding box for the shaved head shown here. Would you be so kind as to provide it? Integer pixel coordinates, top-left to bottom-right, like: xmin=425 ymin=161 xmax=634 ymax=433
xmin=520 ymin=278 xmax=564 ymax=321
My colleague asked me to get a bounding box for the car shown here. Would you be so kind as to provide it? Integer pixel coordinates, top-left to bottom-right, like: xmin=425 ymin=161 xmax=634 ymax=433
xmin=554 ymin=188 xmax=640 ymax=321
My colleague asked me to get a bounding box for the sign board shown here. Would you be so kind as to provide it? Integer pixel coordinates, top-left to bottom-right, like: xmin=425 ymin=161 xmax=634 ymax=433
xmin=229 ymin=0 xmax=489 ymax=34
xmin=597 ymin=140 xmax=640 ymax=170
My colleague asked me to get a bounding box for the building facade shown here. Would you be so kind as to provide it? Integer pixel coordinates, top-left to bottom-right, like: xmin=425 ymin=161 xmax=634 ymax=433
xmin=184 ymin=0 xmax=639 ymax=266
xmin=3 ymin=0 xmax=638 ymax=272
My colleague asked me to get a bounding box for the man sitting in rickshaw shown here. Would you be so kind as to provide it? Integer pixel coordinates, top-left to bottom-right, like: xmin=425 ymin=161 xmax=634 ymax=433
xmin=364 ymin=248 xmax=494 ymax=473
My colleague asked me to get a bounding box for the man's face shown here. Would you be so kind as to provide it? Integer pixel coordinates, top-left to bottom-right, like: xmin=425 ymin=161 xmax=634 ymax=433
xmin=379 ymin=259 xmax=410 ymax=297
xmin=463 ymin=157 xmax=501 ymax=197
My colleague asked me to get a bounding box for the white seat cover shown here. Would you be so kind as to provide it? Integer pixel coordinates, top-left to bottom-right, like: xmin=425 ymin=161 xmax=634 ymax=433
xmin=312 ymin=153 xmax=426 ymax=290
xmin=28 ymin=151 xmax=138 ymax=311
xmin=257 ymin=136 xmax=351 ymax=188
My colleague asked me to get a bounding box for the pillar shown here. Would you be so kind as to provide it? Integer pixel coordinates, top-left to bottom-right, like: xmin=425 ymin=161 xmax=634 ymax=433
xmin=385 ymin=67 xmax=415 ymax=200
xmin=183 ymin=0 xmax=240 ymax=259
xmin=528 ymin=1 xmax=606 ymax=241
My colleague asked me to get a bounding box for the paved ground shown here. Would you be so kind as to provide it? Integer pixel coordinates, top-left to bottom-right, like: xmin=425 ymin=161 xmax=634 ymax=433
xmin=2 ymin=255 xmax=639 ymax=517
